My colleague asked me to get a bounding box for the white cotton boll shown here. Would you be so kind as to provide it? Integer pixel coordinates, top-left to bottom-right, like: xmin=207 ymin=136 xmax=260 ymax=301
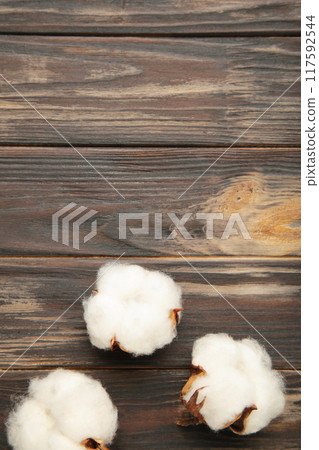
xmin=192 ymin=333 xmax=241 ymax=373
xmin=242 ymin=369 xmax=285 ymax=435
xmin=237 ymin=339 xmax=285 ymax=435
xmin=30 ymin=369 xmax=118 ymax=444
xmin=96 ymin=263 xmax=146 ymax=295
xmin=83 ymin=293 xmax=123 ymax=350
xmin=83 ymin=263 xmax=183 ymax=356
xmin=47 ymin=433 xmax=83 ymax=450
xmin=7 ymin=398 xmax=55 ymax=450
xmin=181 ymin=333 xmax=286 ymax=435
xmin=7 ymin=369 xmax=118 ymax=450
xmin=183 ymin=369 xmax=255 ymax=432
xmin=239 ymin=338 xmax=272 ymax=370
xmin=6 ymin=398 xmax=84 ymax=450
xmin=117 ymin=304 xmax=175 ymax=355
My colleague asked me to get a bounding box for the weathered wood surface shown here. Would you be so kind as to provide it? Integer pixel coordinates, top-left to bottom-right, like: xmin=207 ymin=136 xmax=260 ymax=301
xmin=0 ymin=146 xmax=300 ymax=256
xmin=0 ymin=2 xmax=301 ymax=448
xmin=0 ymin=37 xmax=300 ymax=145
xmin=0 ymin=369 xmax=300 ymax=449
xmin=0 ymin=1 xmax=301 ymax=36
xmin=0 ymin=258 xmax=300 ymax=370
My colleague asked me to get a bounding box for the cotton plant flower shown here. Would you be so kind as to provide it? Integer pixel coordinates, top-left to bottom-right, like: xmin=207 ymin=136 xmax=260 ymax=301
xmin=83 ymin=263 xmax=183 ymax=356
xmin=180 ymin=333 xmax=285 ymax=435
xmin=6 ymin=369 xmax=118 ymax=450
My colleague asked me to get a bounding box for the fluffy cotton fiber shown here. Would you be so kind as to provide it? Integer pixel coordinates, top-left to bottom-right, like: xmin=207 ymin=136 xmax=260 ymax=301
xmin=83 ymin=263 xmax=183 ymax=356
xmin=181 ymin=333 xmax=285 ymax=435
xmin=7 ymin=369 xmax=118 ymax=450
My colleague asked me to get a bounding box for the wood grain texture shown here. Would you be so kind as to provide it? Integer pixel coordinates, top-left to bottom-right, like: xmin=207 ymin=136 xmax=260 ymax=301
xmin=0 ymin=3 xmax=301 ymax=449
xmin=0 ymin=369 xmax=300 ymax=449
xmin=0 ymin=0 xmax=301 ymax=36
xmin=0 ymin=146 xmax=300 ymax=256
xmin=0 ymin=37 xmax=300 ymax=145
xmin=0 ymin=257 xmax=300 ymax=370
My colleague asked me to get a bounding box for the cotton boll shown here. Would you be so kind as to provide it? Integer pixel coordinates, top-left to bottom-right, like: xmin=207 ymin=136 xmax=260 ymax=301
xmin=7 ymin=398 xmax=55 ymax=450
xmin=241 ymin=370 xmax=285 ymax=435
xmin=236 ymin=339 xmax=285 ymax=435
xmin=239 ymin=338 xmax=272 ymax=370
xmin=7 ymin=369 xmax=118 ymax=450
xmin=96 ymin=263 xmax=145 ymax=294
xmin=83 ymin=263 xmax=183 ymax=356
xmin=83 ymin=293 xmax=123 ymax=350
xmin=181 ymin=333 xmax=285 ymax=435
xmin=47 ymin=433 xmax=84 ymax=450
xmin=192 ymin=333 xmax=241 ymax=373
xmin=183 ymin=369 xmax=255 ymax=432
xmin=6 ymin=397 xmax=83 ymax=450
xmin=30 ymin=369 xmax=118 ymax=444
xmin=116 ymin=303 xmax=176 ymax=355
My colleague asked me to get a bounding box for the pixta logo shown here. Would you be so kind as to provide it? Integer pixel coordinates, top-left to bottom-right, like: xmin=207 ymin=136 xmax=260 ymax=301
xmin=52 ymin=203 xmax=98 ymax=249
xmin=119 ymin=213 xmax=251 ymax=240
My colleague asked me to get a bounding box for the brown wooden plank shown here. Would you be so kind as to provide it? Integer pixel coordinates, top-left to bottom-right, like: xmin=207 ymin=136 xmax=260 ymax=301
xmin=0 ymin=147 xmax=300 ymax=256
xmin=0 ymin=369 xmax=300 ymax=449
xmin=0 ymin=257 xmax=300 ymax=370
xmin=0 ymin=146 xmax=300 ymax=256
xmin=0 ymin=1 xmax=301 ymax=36
xmin=0 ymin=37 xmax=300 ymax=145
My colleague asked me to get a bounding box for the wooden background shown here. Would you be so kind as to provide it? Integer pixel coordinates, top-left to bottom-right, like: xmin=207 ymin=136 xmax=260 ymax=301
xmin=0 ymin=1 xmax=300 ymax=449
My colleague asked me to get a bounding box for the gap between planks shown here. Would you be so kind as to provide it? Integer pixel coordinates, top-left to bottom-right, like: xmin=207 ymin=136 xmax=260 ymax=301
xmin=0 ymin=32 xmax=301 ymax=38
xmin=0 ymin=143 xmax=301 ymax=149
xmin=0 ymin=367 xmax=299 ymax=373
xmin=0 ymin=255 xmax=301 ymax=260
